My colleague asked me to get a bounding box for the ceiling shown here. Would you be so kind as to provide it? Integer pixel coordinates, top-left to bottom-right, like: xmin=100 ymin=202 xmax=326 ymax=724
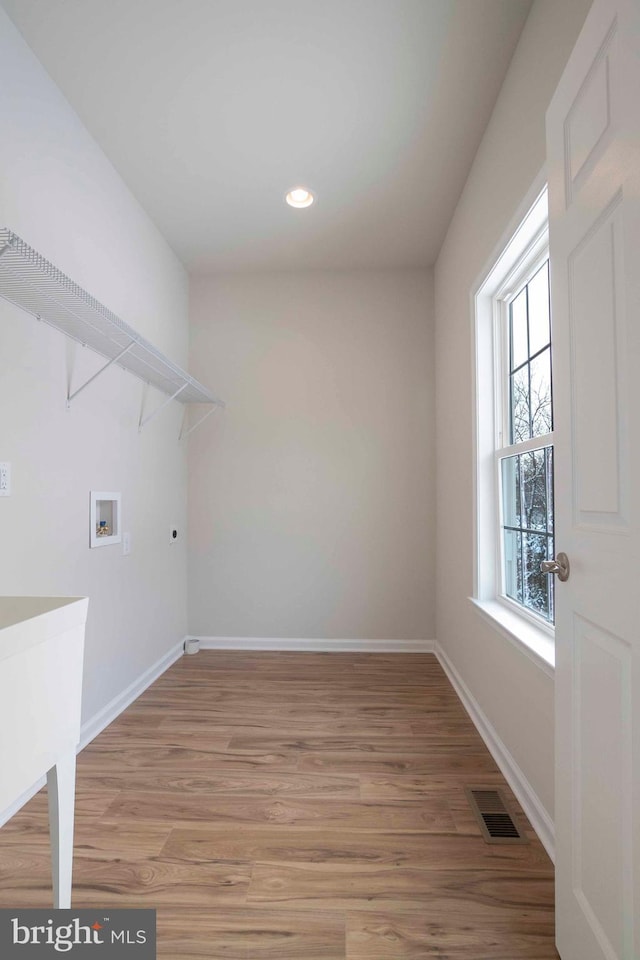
xmin=2 ymin=0 xmax=532 ymax=273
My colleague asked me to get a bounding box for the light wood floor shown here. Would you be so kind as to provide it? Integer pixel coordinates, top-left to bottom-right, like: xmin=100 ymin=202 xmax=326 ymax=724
xmin=0 ymin=652 xmax=559 ymax=959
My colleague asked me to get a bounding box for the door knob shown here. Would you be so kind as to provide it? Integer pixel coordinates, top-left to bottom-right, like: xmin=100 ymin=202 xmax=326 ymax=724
xmin=540 ymin=552 xmax=570 ymax=582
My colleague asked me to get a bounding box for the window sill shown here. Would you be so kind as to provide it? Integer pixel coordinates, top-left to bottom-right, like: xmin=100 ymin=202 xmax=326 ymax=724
xmin=468 ymin=597 xmax=555 ymax=678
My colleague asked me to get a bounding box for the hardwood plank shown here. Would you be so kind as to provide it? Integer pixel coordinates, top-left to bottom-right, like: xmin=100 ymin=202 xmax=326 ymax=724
xmin=102 ymin=712 xmax=165 ymax=732
xmin=161 ymin=687 xmax=455 ymax=702
xmin=409 ymin=716 xmax=480 ymax=736
xmin=162 ymin=825 xmax=552 ymax=871
xmin=172 ymin=651 xmax=437 ymax=676
xmin=138 ymin=701 xmax=454 ymax=721
xmin=228 ymin=736 xmax=485 ymax=754
xmin=248 ymin=862 xmax=555 ymax=914
xmin=161 ymin=662 xmax=446 ymax=679
xmin=81 ymin=745 xmax=299 ymax=773
xmin=157 ymin=717 xmax=428 ymax=738
xmin=74 ymin=819 xmax=176 ymax=861
xmin=0 ymin=817 xmax=171 ymax=860
xmin=157 ymin=907 xmax=344 ymax=960
xmin=76 ymin=770 xmax=360 ymax=799
xmin=346 ymin=911 xmax=559 ymax=959
xmin=86 ymin=730 xmax=231 ymax=751
xmin=297 ymin=751 xmax=500 ymax=776
xmin=0 ymin=852 xmax=251 ymax=908
xmin=104 ymin=793 xmax=455 ymax=831
xmin=138 ymin=696 xmax=460 ymax=722
xmin=82 ymin=733 xmax=230 ymax=754
xmin=142 ymin=688 xmax=459 ymax=707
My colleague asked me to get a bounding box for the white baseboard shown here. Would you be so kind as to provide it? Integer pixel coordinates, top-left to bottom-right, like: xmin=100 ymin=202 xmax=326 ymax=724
xmin=0 ymin=637 xmax=186 ymax=828
xmin=78 ymin=637 xmax=186 ymax=750
xmin=193 ymin=636 xmax=435 ymax=653
xmin=435 ymin=641 xmax=555 ymax=863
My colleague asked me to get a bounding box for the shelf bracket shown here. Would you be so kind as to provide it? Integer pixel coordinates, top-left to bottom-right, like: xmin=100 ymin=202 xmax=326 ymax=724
xmin=179 ymin=404 xmax=219 ymax=440
xmin=67 ymin=341 xmax=135 ymax=407
xmin=139 ymin=382 xmax=188 ymax=432
xmin=0 ymin=230 xmax=222 ymax=413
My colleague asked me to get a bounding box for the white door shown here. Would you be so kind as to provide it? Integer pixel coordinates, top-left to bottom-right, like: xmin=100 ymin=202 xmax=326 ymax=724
xmin=546 ymin=1 xmax=639 ymax=958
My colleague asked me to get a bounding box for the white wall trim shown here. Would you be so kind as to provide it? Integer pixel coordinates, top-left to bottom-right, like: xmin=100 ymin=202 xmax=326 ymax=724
xmin=0 ymin=637 xmax=186 ymax=828
xmin=435 ymin=641 xmax=555 ymax=862
xmin=194 ymin=636 xmax=435 ymax=653
xmin=78 ymin=637 xmax=186 ymax=750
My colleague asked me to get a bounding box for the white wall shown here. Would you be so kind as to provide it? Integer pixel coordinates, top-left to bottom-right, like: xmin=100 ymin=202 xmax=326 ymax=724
xmin=0 ymin=7 xmax=189 ymax=727
xmin=434 ymin=0 xmax=592 ymax=822
xmin=189 ymin=269 xmax=434 ymax=642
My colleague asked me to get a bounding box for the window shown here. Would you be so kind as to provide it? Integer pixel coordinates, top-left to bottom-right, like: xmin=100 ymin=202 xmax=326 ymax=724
xmin=498 ymin=257 xmax=554 ymax=623
xmin=472 ymin=181 xmax=555 ymax=671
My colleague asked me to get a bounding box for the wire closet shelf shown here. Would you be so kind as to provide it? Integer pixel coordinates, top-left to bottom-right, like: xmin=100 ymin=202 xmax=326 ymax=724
xmin=0 ymin=228 xmax=223 ymax=414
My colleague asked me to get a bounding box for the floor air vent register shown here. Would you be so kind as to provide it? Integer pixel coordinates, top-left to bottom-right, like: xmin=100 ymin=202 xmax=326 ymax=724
xmin=465 ymin=787 xmax=529 ymax=843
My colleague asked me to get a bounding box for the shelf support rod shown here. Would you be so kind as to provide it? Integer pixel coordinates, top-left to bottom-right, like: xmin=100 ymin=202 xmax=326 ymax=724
xmin=179 ymin=404 xmax=219 ymax=440
xmin=67 ymin=341 xmax=135 ymax=407
xmin=139 ymin=382 xmax=188 ymax=432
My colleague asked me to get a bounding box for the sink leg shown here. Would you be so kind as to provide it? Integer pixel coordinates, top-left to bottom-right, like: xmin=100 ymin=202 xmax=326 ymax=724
xmin=47 ymin=751 xmax=76 ymax=909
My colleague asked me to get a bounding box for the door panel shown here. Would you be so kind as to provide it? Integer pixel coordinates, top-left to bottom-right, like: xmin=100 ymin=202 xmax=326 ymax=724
xmin=569 ymin=198 xmax=627 ymax=526
xmin=564 ymin=22 xmax=616 ymax=201
xmin=546 ymin=0 xmax=639 ymax=957
xmin=573 ymin=615 xmax=632 ymax=960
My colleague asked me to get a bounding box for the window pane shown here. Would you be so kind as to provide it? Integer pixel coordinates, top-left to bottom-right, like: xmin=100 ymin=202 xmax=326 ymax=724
xmin=511 ymin=365 xmax=530 ymax=442
xmin=504 ymin=529 xmax=522 ymax=604
xmin=501 ymin=446 xmax=554 ymax=623
xmin=528 ymin=261 xmax=550 ymax=356
xmin=510 ymin=288 xmax=528 ymax=370
xmin=501 ymin=454 xmax=521 ymax=528
xmin=523 ymin=532 xmax=552 ymax=618
xmin=546 ymin=447 xmax=554 ymax=533
xmin=521 ymin=449 xmax=548 ymax=532
xmin=530 ymin=347 xmax=552 ymax=436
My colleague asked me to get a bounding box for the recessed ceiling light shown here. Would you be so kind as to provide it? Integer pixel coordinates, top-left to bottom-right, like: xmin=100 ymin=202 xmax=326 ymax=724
xmin=285 ymin=187 xmax=315 ymax=208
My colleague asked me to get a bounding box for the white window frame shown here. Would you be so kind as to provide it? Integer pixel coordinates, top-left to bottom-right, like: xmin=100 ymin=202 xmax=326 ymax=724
xmin=470 ymin=173 xmax=555 ymax=676
xmin=496 ymin=241 xmax=555 ymax=627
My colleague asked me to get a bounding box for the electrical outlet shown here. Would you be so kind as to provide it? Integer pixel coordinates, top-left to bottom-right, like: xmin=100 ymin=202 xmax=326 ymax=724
xmin=0 ymin=462 xmax=11 ymax=497
xmin=122 ymin=531 xmax=131 ymax=556
xmin=169 ymin=526 xmax=178 ymax=545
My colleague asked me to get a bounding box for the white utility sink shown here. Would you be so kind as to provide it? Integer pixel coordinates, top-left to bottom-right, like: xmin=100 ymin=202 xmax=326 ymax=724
xmin=0 ymin=595 xmax=88 ymax=907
